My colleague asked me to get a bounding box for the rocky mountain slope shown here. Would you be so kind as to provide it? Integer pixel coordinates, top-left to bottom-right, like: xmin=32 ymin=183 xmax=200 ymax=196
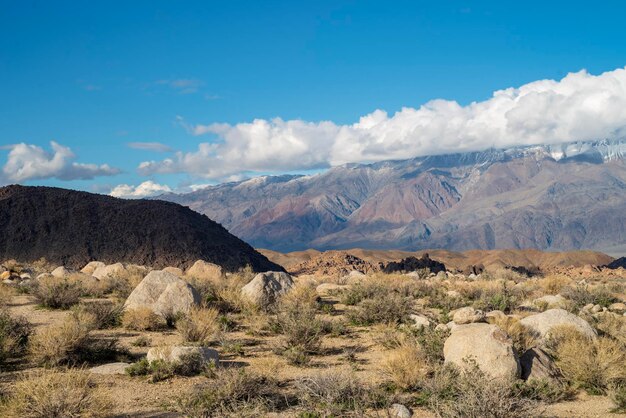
xmin=163 ymin=140 xmax=626 ymax=253
xmin=0 ymin=185 xmax=281 ymax=271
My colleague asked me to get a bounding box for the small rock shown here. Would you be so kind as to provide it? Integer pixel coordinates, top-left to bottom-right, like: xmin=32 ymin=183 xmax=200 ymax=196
xmin=608 ymin=302 xmax=626 ymax=314
xmin=19 ymin=273 xmax=32 ymax=280
xmin=435 ymin=323 xmax=449 ymax=333
xmin=89 ymin=362 xmax=130 ymax=375
xmin=0 ymin=271 xmax=10 ymax=281
xmin=51 ymin=266 xmax=74 ymax=278
xmin=390 ymin=403 xmax=412 ymax=418
xmin=485 ymin=310 xmax=507 ymax=324
xmin=453 ymin=307 xmax=486 ymax=325
xmin=409 ymin=314 xmax=431 ymax=330
xmin=533 ymin=295 xmax=568 ymax=309
xmin=92 ymin=263 xmax=126 ymax=280
xmin=315 ymin=283 xmax=348 ymax=295
xmin=591 ymin=304 xmax=602 ymax=314
xmin=147 ymin=346 xmax=219 ymax=365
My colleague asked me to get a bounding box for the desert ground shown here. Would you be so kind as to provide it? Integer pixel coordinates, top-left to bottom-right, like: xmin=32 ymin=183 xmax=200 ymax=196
xmin=0 ymin=252 xmax=625 ymax=417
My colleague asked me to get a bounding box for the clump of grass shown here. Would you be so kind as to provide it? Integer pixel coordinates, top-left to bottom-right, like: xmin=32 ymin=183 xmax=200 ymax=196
xmin=176 ymin=368 xmax=282 ymax=416
xmin=295 ymin=368 xmax=379 ymax=416
xmin=121 ymin=307 xmax=165 ymax=331
xmin=74 ymin=300 xmax=123 ymax=329
xmin=382 ymin=342 xmax=430 ymax=391
xmin=272 ymin=285 xmax=324 ymax=365
xmin=0 ymin=285 xmax=14 ymax=306
xmin=425 ymin=365 xmax=539 ymax=418
xmin=537 ymin=274 xmax=571 ymax=295
xmin=131 ymin=336 xmax=152 ymax=347
xmin=126 ymin=352 xmax=213 ymax=382
xmin=513 ymin=379 xmax=575 ymax=404
xmin=548 ymin=325 xmax=626 ymax=394
xmin=472 ymin=281 xmax=519 ymax=313
xmin=0 ymin=309 xmax=31 ymax=364
xmin=490 ymin=315 xmax=537 ymax=356
xmin=29 ymin=311 xmax=124 ymax=367
xmin=347 ymin=292 xmax=413 ymax=326
xmin=560 ymin=284 xmax=618 ymax=311
xmin=34 ymin=276 xmax=82 ymax=309
xmin=609 ymin=384 xmax=626 ymax=413
xmin=0 ymin=368 xmax=111 ymax=418
xmin=176 ymin=307 xmax=221 ymax=344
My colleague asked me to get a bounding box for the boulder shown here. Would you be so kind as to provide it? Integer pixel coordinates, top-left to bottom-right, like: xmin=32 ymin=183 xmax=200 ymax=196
xmin=147 ymin=346 xmax=219 ymax=365
xmin=241 ymin=271 xmax=294 ymax=308
xmin=124 ymin=270 xmax=201 ymax=318
xmin=89 ymin=362 xmax=131 ymax=375
xmin=92 ymin=262 xmax=126 ymax=280
xmin=51 ymin=266 xmax=74 ymax=278
xmin=81 ymin=261 xmax=106 ymax=275
xmin=444 ymin=323 xmax=521 ymax=379
xmin=390 ymin=403 xmax=412 ymax=418
xmin=186 ymin=260 xmax=224 ymax=281
xmin=453 ymin=307 xmax=486 ymax=325
xmin=520 ymin=348 xmax=561 ymax=382
xmin=609 ymin=302 xmax=626 ymax=314
xmin=163 ymin=266 xmax=184 ymax=277
xmin=520 ymin=309 xmax=596 ymax=342
xmin=409 ymin=314 xmax=431 ymax=330
xmin=533 ymin=295 xmax=568 ymax=309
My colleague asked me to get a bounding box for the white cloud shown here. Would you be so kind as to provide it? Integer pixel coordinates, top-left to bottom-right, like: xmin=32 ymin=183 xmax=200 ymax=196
xmin=156 ymin=78 xmax=204 ymax=94
xmin=109 ymin=180 xmax=172 ymax=198
xmin=127 ymin=142 xmax=173 ymax=152
xmin=139 ymin=67 xmax=626 ymax=179
xmin=2 ymin=141 xmax=120 ymax=183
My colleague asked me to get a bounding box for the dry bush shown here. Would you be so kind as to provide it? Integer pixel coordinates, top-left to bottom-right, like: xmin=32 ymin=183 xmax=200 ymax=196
xmin=0 ymin=285 xmax=14 ymax=306
xmin=176 ymin=368 xmax=282 ymax=417
xmin=0 ymin=309 xmax=31 ymax=364
xmin=74 ymin=300 xmax=123 ymax=329
xmin=272 ymin=284 xmax=324 ymax=365
xmin=347 ymin=291 xmax=413 ymax=325
xmin=537 ymin=274 xmax=572 ymax=295
xmin=122 ymin=307 xmax=165 ymax=331
xmin=610 ymin=384 xmax=626 ymax=413
xmin=382 ymin=342 xmax=431 ymax=391
xmin=594 ymin=313 xmax=626 ymax=344
xmin=560 ymin=284 xmax=618 ymax=311
xmin=472 ymin=280 xmax=520 ymax=313
xmin=373 ymin=323 xmax=406 ymax=349
xmin=548 ymin=325 xmax=626 ymax=393
xmin=295 ymin=368 xmax=376 ymax=416
xmin=29 ymin=311 xmax=122 ymax=367
xmin=490 ymin=315 xmax=537 ymax=355
xmin=176 ymin=307 xmax=221 ymax=344
xmin=0 ymin=368 xmax=111 ymax=418
xmin=34 ymin=276 xmax=82 ymax=309
xmin=100 ymin=266 xmax=146 ymax=298
xmin=426 ymin=365 xmax=540 ymax=418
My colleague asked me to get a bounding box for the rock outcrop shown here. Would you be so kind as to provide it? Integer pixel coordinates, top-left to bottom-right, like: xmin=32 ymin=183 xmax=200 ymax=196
xmin=519 ymin=309 xmax=596 ymax=341
xmin=241 ymin=271 xmax=294 ymax=308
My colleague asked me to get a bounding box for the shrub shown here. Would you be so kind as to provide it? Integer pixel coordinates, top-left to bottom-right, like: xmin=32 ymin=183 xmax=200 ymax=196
xmin=29 ymin=311 xmax=123 ymax=367
xmin=34 ymin=276 xmax=82 ymax=309
xmin=593 ymin=312 xmax=626 ymax=344
xmin=74 ymin=300 xmax=123 ymax=329
xmin=121 ymin=307 xmax=165 ymax=331
xmin=131 ymin=336 xmax=151 ymax=347
xmin=490 ymin=315 xmax=537 ymax=356
xmin=176 ymin=307 xmax=221 ymax=344
xmin=610 ymin=384 xmax=626 ymax=413
xmin=273 ymin=285 xmax=324 ymax=365
xmin=426 ymin=365 xmax=540 ymax=418
xmin=560 ymin=284 xmax=617 ymax=311
xmin=538 ymin=274 xmax=571 ymax=295
xmin=0 ymin=309 xmax=31 ymax=364
xmin=549 ymin=326 xmax=626 ymax=394
xmin=382 ymin=343 xmax=430 ymax=391
xmin=513 ymin=379 xmax=575 ymax=404
xmin=0 ymin=284 xmax=14 ymax=306
xmin=295 ymin=368 xmax=375 ymax=415
xmin=177 ymin=368 xmax=282 ymax=417
xmin=347 ymin=292 xmax=413 ymax=326
xmin=472 ymin=281 xmax=519 ymax=313
xmin=0 ymin=368 xmax=111 ymax=418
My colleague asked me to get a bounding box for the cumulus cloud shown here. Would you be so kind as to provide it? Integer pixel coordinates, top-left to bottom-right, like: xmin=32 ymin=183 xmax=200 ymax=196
xmin=109 ymin=180 xmax=172 ymax=198
xmin=139 ymin=67 xmax=626 ymax=179
xmin=127 ymin=142 xmax=173 ymax=152
xmin=2 ymin=141 xmax=120 ymax=183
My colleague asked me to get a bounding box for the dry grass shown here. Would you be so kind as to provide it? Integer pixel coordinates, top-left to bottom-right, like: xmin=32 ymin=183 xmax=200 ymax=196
xmin=0 ymin=368 xmax=111 ymax=418
xmin=549 ymin=325 xmax=626 ymax=393
xmin=29 ymin=310 xmax=122 ymax=367
xmin=490 ymin=315 xmax=537 ymax=355
xmin=176 ymin=307 xmax=221 ymax=344
xmin=176 ymin=368 xmax=282 ymax=417
xmin=594 ymin=313 xmax=626 ymax=344
xmin=74 ymin=300 xmax=123 ymax=329
xmin=537 ymin=274 xmax=572 ymax=295
xmin=122 ymin=307 xmax=165 ymax=331
xmin=0 ymin=284 xmax=14 ymax=306
xmin=382 ymin=342 xmax=431 ymax=391
xmin=33 ymin=276 xmax=82 ymax=309
xmin=0 ymin=309 xmax=31 ymax=364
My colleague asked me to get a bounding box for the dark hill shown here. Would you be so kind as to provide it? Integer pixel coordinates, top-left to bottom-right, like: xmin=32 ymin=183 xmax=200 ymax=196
xmin=0 ymin=185 xmax=283 ymax=271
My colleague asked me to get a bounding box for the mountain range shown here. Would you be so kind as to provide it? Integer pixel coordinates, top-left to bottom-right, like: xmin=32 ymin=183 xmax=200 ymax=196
xmin=162 ymin=140 xmax=626 ymax=255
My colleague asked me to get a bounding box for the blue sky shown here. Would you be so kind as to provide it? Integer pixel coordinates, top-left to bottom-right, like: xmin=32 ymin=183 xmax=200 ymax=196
xmin=2 ymin=1 xmax=626 ymax=196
